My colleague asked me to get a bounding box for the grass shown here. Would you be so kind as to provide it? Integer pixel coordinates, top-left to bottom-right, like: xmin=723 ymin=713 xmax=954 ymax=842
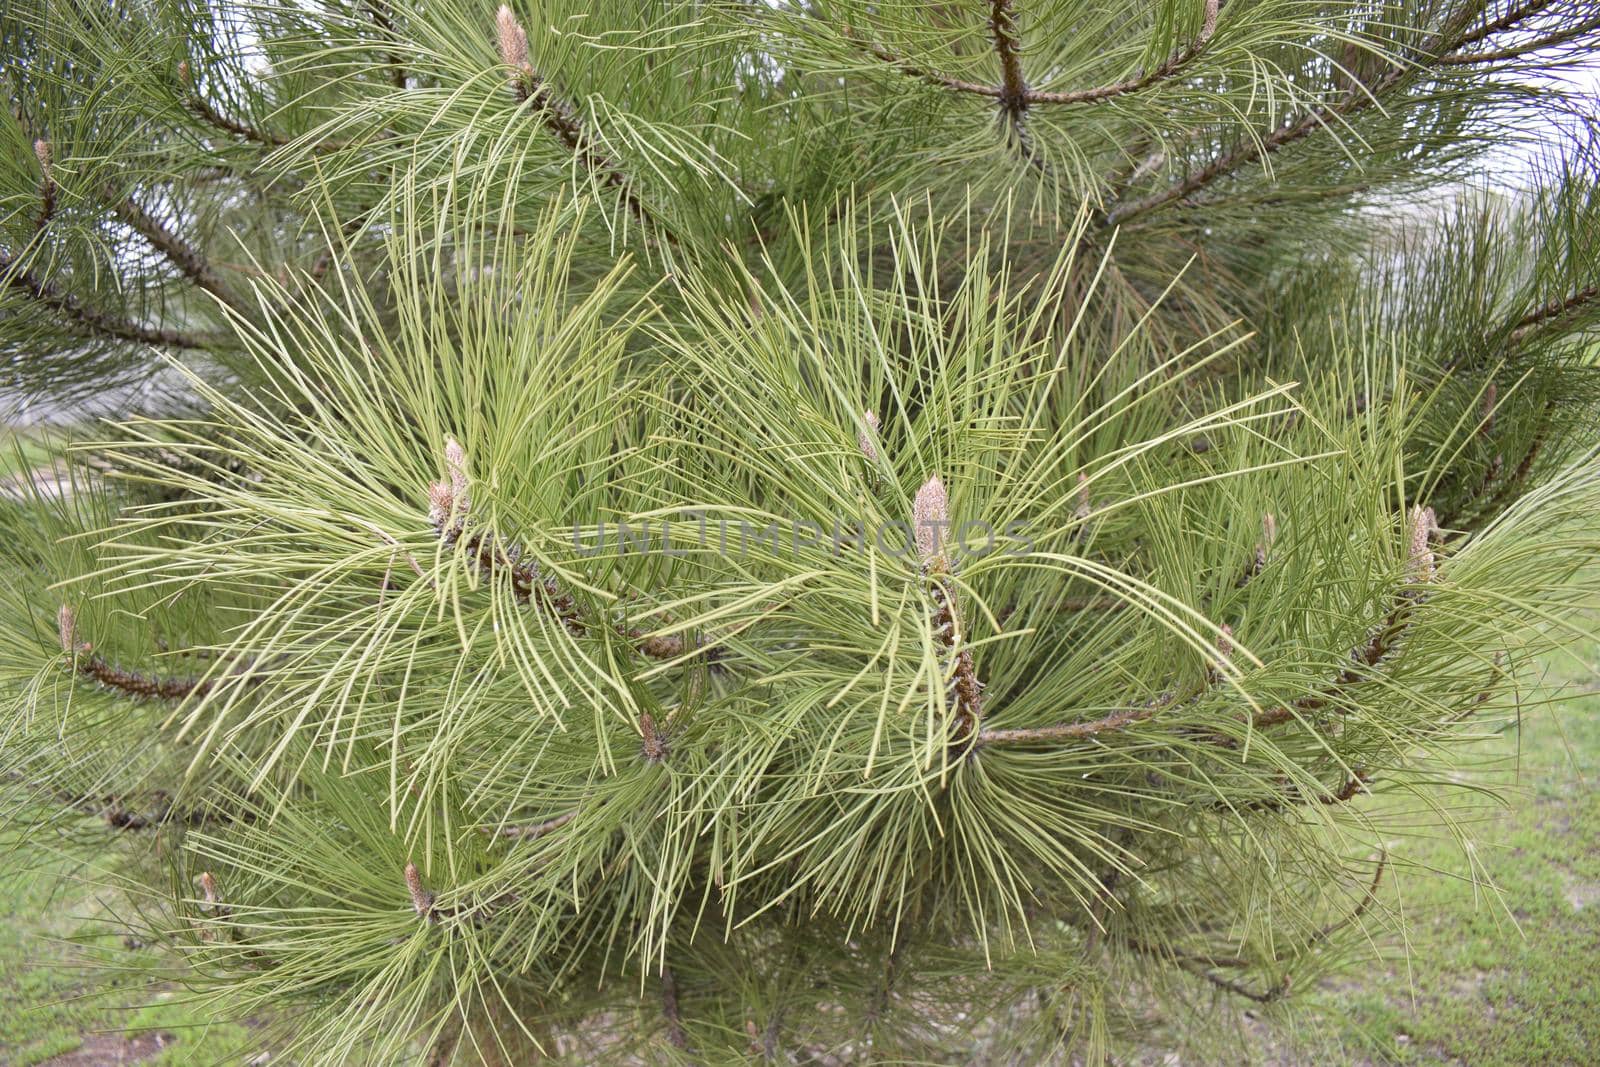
xmin=0 ymin=838 xmax=259 ymax=1066
xmin=1277 ymin=644 xmax=1600 ymax=1066
xmin=1 ymin=654 xmax=1596 ymax=1064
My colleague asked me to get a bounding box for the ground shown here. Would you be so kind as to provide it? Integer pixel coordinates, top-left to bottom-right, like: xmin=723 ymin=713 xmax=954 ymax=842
xmin=0 ymin=838 xmax=260 ymax=1065
xmin=1287 ymin=651 xmax=1600 ymax=1066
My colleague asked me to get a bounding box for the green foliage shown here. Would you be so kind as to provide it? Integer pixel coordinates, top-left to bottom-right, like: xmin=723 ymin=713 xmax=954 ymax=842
xmin=0 ymin=0 xmax=1598 ymax=1062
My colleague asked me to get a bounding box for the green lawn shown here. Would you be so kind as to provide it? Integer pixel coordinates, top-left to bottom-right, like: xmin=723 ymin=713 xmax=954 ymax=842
xmin=2 ymin=656 xmax=1597 ymax=1065
xmin=0 ymin=837 xmax=259 ymax=1065
xmin=1281 ymin=647 xmax=1600 ymax=1066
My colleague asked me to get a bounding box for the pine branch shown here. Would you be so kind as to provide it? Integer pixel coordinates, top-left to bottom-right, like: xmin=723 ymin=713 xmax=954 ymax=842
xmin=995 ymin=594 xmax=1124 ymax=627
xmin=1101 ymin=7 xmax=1576 ymax=228
xmin=364 ymin=0 xmax=408 ymax=89
xmin=975 ymin=691 xmax=1178 ymax=748
xmin=1454 ymin=401 xmax=1555 ymax=531
xmin=109 ymin=191 xmax=251 ymax=316
xmin=1248 ymin=506 xmax=1437 ymax=729
xmin=1509 ymin=283 xmax=1599 ymax=342
xmin=57 ymin=604 xmax=261 ymax=702
xmin=401 ymin=862 xmax=520 ymax=930
xmin=988 ymin=0 xmax=1027 ymax=121
xmin=1231 ymin=769 xmax=1371 ymax=813
xmin=659 ymin=964 xmax=690 ymax=1051
xmin=426 ymin=438 xmax=722 ymax=667
xmin=844 ymin=32 xmax=1001 ymax=98
xmin=487 ymin=809 xmax=578 ymax=840
xmin=428 ymin=440 xmax=585 ymax=631
xmin=178 ymin=62 xmax=290 ymax=148
xmin=639 ymin=711 xmax=669 ymax=762
xmin=1436 ymin=11 xmax=1600 ymax=65
xmin=6 ymin=770 xmax=254 ymax=834
xmin=863 ymin=935 xmax=906 ymax=1028
xmin=1441 ymin=0 xmax=1561 ymax=56
xmin=192 ymin=871 xmax=275 ymax=965
xmin=178 ymin=61 xmax=349 ymax=152
xmin=1180 ymin=964 xmax=1291 ymax=1003
xmin=0 ymin=249 xmax=222 ymax=349
xmin=854 ymin=0 xmax=1217 ymax=108
xmin=1126 ymin=852 xmax=1386 ymax=987
xmin=1025 ymin=0 xmax=1219 ymax=106
xmin=495 ymin=6 xmax=679 ymax=247
xmin=1235 ymin=512 xmax=1278 ymax=589
xmin=1102 ymin=98 xmax=1374 ymax=228
xmin=978 ymin=508 xmax=1437 ymax=747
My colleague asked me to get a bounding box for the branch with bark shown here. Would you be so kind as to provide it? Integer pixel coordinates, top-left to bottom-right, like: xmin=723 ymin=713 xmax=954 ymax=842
xmin=178 ymin=60 xmax=349 ymax=153
xmin=110 ymin=191 xmax=251 ymax=316
xmin=1509 ymin=284 xmax=1598 ymax=342
xmin=1101 ymin=2 xmax=1586 ymax=228
xmin=1120 ymin=852 xmax=1387 ymax=1001
xmin=495 ymin=6 xmax=678 ymax=246
xmin=57 ymin=604 xmax=263 ymax=701
xmin=0 ymin=249 xmax=222 ymax=350
xmin=976 ymin=506 xmax=1438 ymax=748
xmin=852 ymin=0 xmax=1218 ymax=108
xmin=425 ymin=438 xmax=721 ymax=667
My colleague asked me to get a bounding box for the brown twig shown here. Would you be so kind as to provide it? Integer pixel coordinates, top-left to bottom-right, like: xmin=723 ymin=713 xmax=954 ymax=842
xmin=0 ymin=249 xmax=222 ymax=350
xmin=863 ymin=934 xmax=907 ymax=1029
xmin=4 ymin=771 xmax=253 ymax=834
xmin=1437 ymin=0 xmax=1560 ymax=57
xmin=426 ymin=438 xmax=723 ymax=668
xmin=845 ymin=33 xmax=1002 ymax=98
xmin=488 ymin=809 xmax=578 ymax=840
xmin=58 ymin=605 xmax=228 ymax=701
xmin=1250 ymin=506 xmax=1435 ymax=729
xmin=1026 ymin=0 xmax=1219 ymax=106
xmin=855 ymin=0 xmax=1217 ymax=109
xmin=178 ymin=61 xmax=350 ymax=152
xmin=1141 ymin=850 xmax=1388 ymax=976
xmin=365 ymin=0 xmax=408 ymax=89
xmin=983 ymin=0 xmax=1053 ymax=175
xmin=1434 ymin=11 xmax=1600 ymax=66
xmin=495 ymin=6 xmax=678 ymax=247
xmin=1103 ymin=96 xmax=1367 ymax=227
xmin=975 ymin=690 xmax=1179 ymax=747
xmin=110 ymin=191 xmax=251 ymax=315
xmin=427 ymin=441 xmax=588 ymax=633
xmin=1451 ymin=400 xmax=1554 ymax=536
xmin=1183 ymin=966 xmax=1291 ymax=1003
xmin=179 ymin=62 xmax=288 ymax=148
xmin=988 ymin=0 xmax=1028 ymax=121
xmin=1509 ymin=284 xmax=1599 ymax=343
xmin=660 ymin=964 xmax=690 ymax=1050
xmin=1101 ymin=5 xmax=1576 ymax=228
xmin=979 ymin=508 xmax=1437 ymax=747
xmin=1232 ymin=769 xmax=1371 ymax=814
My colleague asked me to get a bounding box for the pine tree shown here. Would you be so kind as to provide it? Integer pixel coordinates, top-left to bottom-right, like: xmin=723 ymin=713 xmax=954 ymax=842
xmin=2 ymin=1 xmax=1599 ymax=1062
